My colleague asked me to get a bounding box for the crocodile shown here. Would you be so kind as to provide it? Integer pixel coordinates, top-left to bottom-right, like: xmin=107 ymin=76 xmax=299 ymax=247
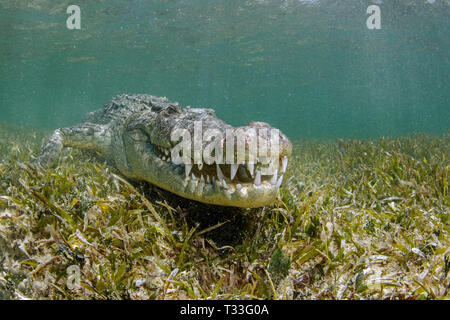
xmin=36 ymin=94 xmax=292 ymax=208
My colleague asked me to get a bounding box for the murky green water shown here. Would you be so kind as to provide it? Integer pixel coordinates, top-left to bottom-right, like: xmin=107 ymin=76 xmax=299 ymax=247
xmin=0 ymin=0 xmax=448 ymax=139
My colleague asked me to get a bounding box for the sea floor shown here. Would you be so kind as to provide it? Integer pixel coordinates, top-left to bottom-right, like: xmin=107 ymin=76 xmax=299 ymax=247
xmin=0 ymin=123 xmax=448 ymax=300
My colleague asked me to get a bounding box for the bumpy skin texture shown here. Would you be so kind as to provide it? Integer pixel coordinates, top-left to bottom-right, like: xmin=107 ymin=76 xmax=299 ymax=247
xmin=37 ymin=94 xmax=292 ymax=208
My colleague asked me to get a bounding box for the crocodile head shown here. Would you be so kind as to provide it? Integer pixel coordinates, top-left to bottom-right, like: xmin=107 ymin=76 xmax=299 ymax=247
xmin=123 ymin=103 xmax=292 ymax=208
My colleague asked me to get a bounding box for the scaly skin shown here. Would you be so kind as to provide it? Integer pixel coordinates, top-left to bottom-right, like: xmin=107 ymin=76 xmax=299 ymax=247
xmin=37 ymin=94 xmax=292 ymax=208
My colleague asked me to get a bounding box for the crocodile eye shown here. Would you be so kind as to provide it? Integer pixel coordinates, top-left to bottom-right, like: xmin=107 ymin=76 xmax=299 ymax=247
xmin=164 ymin=105 xmax=180 ymax=115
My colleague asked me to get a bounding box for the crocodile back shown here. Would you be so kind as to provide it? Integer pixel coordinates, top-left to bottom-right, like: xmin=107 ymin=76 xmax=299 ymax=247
xmin=82 ymin=94 xmax=179 ymax=125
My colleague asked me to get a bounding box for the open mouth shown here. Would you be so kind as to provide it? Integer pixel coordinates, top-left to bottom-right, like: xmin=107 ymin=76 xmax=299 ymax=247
xmin=153 ymin=144 xmax=288 ymax=191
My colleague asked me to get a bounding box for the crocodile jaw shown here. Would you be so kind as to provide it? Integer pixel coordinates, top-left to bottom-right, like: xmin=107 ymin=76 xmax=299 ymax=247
xmin=123 ymin=129 xmax=291 ymax=208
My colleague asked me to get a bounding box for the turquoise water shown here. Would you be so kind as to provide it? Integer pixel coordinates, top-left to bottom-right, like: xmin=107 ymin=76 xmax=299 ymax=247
xmin=0 ymin=0 xmax=448 ymax=139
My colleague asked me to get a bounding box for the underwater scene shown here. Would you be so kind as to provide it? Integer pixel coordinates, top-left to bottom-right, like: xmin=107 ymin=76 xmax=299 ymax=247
xmin=0 ymin=0 xmax=449 ymax=301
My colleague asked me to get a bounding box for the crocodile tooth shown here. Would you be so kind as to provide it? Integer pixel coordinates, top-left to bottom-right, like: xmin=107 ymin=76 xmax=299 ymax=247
xmin=198 ymin=163 xmax=203 ymax=171
xmin=206 ymin=175 xmax=211 ymax=184
xmin=162 ymin=156 xmax=166 ymax=161
xmin=281 ymin=156 xmax=288 ymax=173
xmin=216 ymin=164 xmax=225 ymax=180
xmin=185 ymin=164 xmax=192 ymax=177
xmin=200 ymin=175 xmax=205 ymax=184
xmin=230 ymin=163 xmax=238 ymax=180
xmin=222 ymin=179 xmax=229 ymax=189
xmin=270 ymin=170 xmax=278 ymax=185
xmin=247 ymin=162 xmax=254 ymax=177
xmin=276 ymin=174 xmax=284 ymax=188
xmin=236 ymin=184 xmax=242 ymax=191
xmin=191 ymin=173 xmax=197 ymax=181
xmin=254 ymin=170 xmax=261 ymax=186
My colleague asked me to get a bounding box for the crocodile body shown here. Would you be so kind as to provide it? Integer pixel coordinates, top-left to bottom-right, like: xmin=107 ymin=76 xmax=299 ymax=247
xmin=37 ymin=94 xmax=292 ymax=208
